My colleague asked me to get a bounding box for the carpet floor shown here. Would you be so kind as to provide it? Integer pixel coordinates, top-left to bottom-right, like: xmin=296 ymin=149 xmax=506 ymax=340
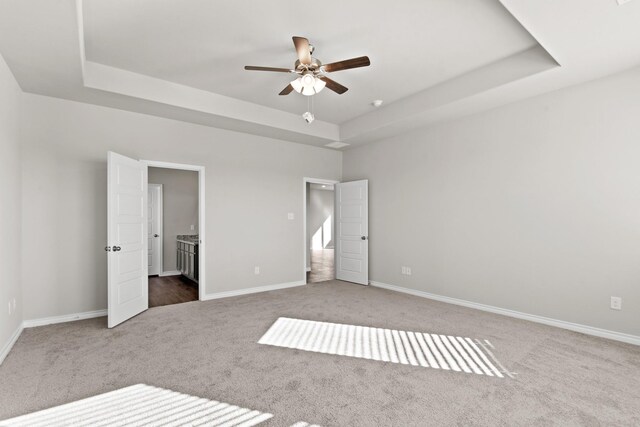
xmin=1 ymin=281 xmax=639 ymax=426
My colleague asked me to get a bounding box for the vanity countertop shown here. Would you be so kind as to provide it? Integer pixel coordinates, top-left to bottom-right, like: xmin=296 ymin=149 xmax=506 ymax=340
xmin=177 ymin=234 xmax=199 ymax=245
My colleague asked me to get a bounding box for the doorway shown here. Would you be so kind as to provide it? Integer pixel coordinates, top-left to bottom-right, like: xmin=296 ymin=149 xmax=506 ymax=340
xmin=303 ymin=178 xmax=339 ymax=283
xmin=146 ymin=165 xmax=201 ymax=308
xmin=107 ymin=152 xmax=206 ymax=327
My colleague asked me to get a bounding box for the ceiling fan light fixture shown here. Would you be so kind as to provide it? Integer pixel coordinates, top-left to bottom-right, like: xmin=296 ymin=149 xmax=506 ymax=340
xmin=291 ymin=73 xmax=325 ymax=96
xmin=314 ymin=77 xmax=326 ymax=93
xmin=301 ymin=85 xmax=316 ymax=96
xmin=301 ymin=73 xmax=315 ymax=88
xmin=290 ymin=77 xmax=303 ymax=93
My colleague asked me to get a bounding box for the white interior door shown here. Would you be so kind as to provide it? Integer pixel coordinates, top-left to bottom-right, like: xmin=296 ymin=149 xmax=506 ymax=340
xmin=147 ymin=184 xmax=163 ymax=276
xmin=335 ymin=180 xmax=369 ymax=285
xmin=108 ymin=151 xmax=148 ymax=328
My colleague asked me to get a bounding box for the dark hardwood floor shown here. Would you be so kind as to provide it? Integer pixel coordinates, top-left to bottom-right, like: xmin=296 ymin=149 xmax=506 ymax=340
xmin=307 ymin=248 xmax=335 ymax=283
xmin=148 ymin=274 xmax=199 ymax=308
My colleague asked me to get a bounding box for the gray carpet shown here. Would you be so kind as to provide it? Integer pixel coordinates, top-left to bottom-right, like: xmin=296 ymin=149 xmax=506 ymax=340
xmin=1 ymin=281 xmax=639 ymax=426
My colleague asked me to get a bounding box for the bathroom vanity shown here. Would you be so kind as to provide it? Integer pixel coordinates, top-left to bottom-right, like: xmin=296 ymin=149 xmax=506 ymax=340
xmin=176 ymin=235 xmax=198 ymax=283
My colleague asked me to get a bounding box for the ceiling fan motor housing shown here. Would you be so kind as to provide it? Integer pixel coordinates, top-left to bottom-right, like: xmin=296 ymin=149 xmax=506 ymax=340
xmin=295 ymin=58 xmax=322 ymax=74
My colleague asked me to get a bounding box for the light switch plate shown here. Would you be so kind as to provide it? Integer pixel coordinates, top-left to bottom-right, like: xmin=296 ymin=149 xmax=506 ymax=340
xmin=287 ymin=213 xmax=294 ymax=220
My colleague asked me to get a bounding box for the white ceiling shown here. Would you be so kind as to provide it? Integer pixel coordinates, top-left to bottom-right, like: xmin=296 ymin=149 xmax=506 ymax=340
xmin=310 ymin=183 xmax=334 ymax=191
xmin=83 ymin=0 xmax=537 ymax=124
xmin=1 ymin=0 xmax=640 ymax=149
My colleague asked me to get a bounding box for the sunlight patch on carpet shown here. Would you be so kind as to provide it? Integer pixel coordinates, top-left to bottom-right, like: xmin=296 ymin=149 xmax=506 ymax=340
xmin=259 ymin=317 xmax=509 ymax=378
xmin=0 ymin=384 xmax=273 ymax=427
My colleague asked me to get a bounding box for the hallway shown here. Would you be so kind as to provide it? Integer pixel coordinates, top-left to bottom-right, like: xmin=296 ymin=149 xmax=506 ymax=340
xmin=307 ymin=249 xmax=334 ymax=283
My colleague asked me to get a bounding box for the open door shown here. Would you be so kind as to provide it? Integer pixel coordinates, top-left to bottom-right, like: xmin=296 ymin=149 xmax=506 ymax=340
xmin=335 ymin=180 xmax=369 ymax=285
xmin=147 ymin=184 xmax=163 ymax=276
xmin=107 ymin=151 xmax=148 ymax=328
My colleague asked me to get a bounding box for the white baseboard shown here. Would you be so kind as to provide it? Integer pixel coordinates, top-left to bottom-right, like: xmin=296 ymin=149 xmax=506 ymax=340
xmin=23 ymin=309 xmax=108 ymax=328
xmin=159 ymin=270 xmax=181 ymax=277
xmin=370 ymin=281 xmax=640 ymax=346
xmin=202 ymin=280 xmax=305 ymax=301
xmin=0 ymin=323 xmax=23 ymax=365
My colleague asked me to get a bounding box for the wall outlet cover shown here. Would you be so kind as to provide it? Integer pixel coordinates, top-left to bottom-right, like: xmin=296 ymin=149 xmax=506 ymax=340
xmin=610 ymin=296 xmax=622 ymax=310
xmin=287 ymin=213 xmax=295 ymax=220
xmin=254 ymin=266 xmax=260 ymax=275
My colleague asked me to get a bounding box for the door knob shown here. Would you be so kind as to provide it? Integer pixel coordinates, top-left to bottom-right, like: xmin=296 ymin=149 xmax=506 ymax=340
xmin=104 ymin=246 xmax=111 ymax=252
xmin=361 ymin=236 xmax=367 ymax=240
xmin=154 ymin=234 xmax=159 ymax=237
xmin=113 ymin=246 xmax=122 ymax=252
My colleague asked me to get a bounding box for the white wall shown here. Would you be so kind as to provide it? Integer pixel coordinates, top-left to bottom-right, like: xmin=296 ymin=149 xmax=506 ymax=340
xmin=343 ymin=66 xmax=640 ymax=336
xmin=305 ymin=186 xmax=334 ymax=271
xmin=20 ymin=93 xmax=342 ymax=320
xmin=0 ymin=53 xmax=23 ymax=357
xmin=148 ymin=167 xmax=198 ymax=272
xmin=309 ymin=188 xmax=334 ymax=250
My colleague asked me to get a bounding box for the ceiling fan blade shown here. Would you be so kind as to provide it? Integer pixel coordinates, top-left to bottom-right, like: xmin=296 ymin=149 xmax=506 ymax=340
xmin=292 ymin=36 xmax=312 ymax=65
xmin=279 ymin=84 xmax=294 ymax=96
xmin=319 ymin=76 xmax=348 ymax=94
xmin=244 ymin=66 xmax=293 ymax=73
xmin=322 ymin=56 xmax=370 ymax=73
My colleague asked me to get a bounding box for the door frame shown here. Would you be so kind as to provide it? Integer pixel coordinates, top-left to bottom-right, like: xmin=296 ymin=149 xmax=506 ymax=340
xmin=141 ymin=160 xmax=206 ymax=300
xmin=147 ymin=183 xmax=163 ymax=276
xmin=303 ymin=177 xmax=340 ymax=284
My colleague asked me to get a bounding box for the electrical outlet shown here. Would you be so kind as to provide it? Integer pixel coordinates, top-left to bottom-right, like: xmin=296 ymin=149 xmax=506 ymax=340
xmin=401 ymin=266 xmax=407 ymax=275
xmin=287 ymin=213 xmax=295 ymax=220
xmin=610 ymin=296 xmax=622 ymax=310
xmin=406 ymin=267 xmax=412 ymax=275
xmin=190 ymin=225 xmax=195 ymax=231
xmin=254 ymin=266 xmax=260 ymax=275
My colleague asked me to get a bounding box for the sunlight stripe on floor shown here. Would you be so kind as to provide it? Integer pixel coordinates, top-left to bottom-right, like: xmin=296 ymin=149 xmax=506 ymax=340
xmin=259 ymin=318 xmax=506 ymax=378
xmin=0 ymin=384 xmax=273 ymax=427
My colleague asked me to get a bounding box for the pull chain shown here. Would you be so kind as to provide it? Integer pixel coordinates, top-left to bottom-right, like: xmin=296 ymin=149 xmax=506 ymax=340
xmin=303 ymin=94 xmax=315 ymax=123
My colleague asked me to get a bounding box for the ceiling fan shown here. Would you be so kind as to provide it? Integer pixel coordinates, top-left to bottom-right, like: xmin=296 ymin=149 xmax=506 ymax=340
xmin=244 ymin=36 xmax=370 ymax=96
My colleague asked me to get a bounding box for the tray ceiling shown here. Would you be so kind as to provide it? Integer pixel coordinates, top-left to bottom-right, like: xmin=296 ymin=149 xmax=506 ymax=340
xmin=1 ymin=0 xmax=639 ymax=148
xmin=83 ymin=0 xmax=538 ymax=124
